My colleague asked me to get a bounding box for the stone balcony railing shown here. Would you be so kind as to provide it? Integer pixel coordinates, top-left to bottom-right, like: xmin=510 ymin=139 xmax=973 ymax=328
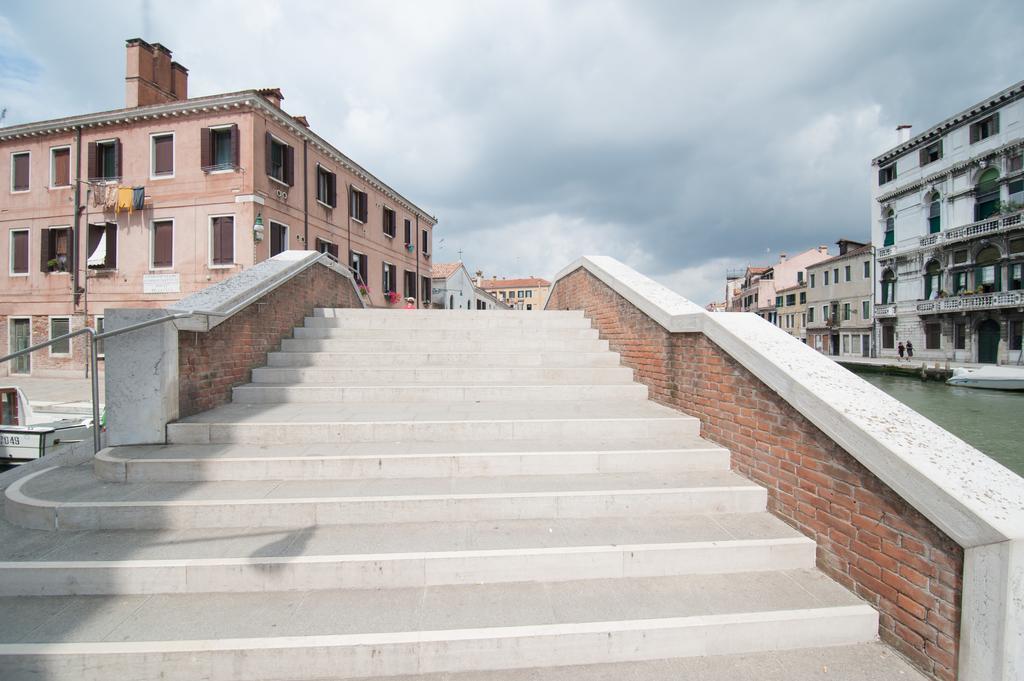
xmin=874 ymin=303 xmax=897 ymax=317
xmin=917 ymin=290 xmax=1024 ymax=314
xmin=878 ymin=209 xmax=1024 ymax=260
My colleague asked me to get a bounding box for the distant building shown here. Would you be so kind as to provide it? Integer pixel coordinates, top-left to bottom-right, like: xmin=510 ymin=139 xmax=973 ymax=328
xmin=806 ymin=240 xmax=874 ymax=357
xmin=872 ymin=79 xmax=1024 ymax=364
xmin=431 ymin=262 xmax=508 ymax=310
xmin=0 ymin=38 xmax=435 ymax=377
xmin=477 ymin=276 xmax=551 ymax=311
xmin=729 ymin=248 xmax=831 ymax=323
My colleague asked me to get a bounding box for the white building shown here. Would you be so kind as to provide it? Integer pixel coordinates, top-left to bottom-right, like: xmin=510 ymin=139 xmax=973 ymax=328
xmin=431 ymin=262 xmax=508 ymax=310
xmin=872 ymin=80 xmax=1024 ymax=364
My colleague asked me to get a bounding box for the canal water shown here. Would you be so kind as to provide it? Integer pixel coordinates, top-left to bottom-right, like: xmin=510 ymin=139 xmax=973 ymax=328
xmin=849 ymin=368 xmax=1024 ymax=478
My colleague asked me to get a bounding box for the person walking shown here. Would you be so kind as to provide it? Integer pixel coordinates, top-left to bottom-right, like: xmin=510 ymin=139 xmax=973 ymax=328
xmin=898 ymin=342 xmax=905 ymax=361
xmin=906 ymin=340 xmax=914 ymax=360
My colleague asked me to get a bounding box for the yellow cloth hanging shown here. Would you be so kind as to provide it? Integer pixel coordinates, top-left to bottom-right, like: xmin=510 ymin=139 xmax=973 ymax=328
xmin=115 ymin=186 xmax=133 ymax=215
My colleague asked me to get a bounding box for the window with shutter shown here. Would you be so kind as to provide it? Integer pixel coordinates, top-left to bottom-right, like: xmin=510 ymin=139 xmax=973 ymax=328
xmin=205 ymin=125 xmax=238 ymax=170
xmin=86 ymin=223 xmax=117 ymax=270
xmin=316 ymin=166 xmax=337 ymax=207
xmin=42 ymin=227 xmax=70 ymax=273
xmin=151 ymin=133 xmax=174 ymax=177
xmin=421 ymin=228 xmax=429 ymax=255
xmin=270 ymin=221 xmax=288 ymax=257
xmin=210 ymin=216 xmax=235 ymax=266
xmin=349 ymin=188 xmax=368 ymax=222
xmin=93 ymin=140 xmax=120 ymax=180
xmin=10 ymin=229 xmax=29 ymax=275
xmin=152 ymin=220 xmax=174 ymax=269
xmin=314 ymin=237 xmax=338 ymax=259
xmin=49 ymin=318 xmax=71 ymax=355
xmin=404 ymin=219 xmax=412 ymax=246
xmin=919 ymin=141 xmax=942 ymax=166
xmin=970 ymin=113 xmax=999 ymax=144
xmin=11 ymin=152 xmax=30 ymax=192
xmin=267 ymin=134 xmax=290 ymax=184
xmin=382 ymin=207 xmax=396 ymax=238
xmin=51 ymin=147 xmax=70 ymax=187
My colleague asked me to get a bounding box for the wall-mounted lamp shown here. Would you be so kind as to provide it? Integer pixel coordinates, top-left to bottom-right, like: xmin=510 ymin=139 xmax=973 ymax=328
xmin=253 ymin=212 xmax=265 ymax=242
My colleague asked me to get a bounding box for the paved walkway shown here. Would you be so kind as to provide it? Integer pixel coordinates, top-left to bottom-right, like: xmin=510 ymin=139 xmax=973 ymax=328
xmin=0 ymin=375 xmax=103 ymax=414
xmin=836 ymin=356 xmax=988 ymax=370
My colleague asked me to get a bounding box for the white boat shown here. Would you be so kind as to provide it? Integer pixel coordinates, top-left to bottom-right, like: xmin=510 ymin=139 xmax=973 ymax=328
xmin=0 ymin=386 xmax=93 ymax=462
xmin=946 ymin=366 xmax=1024 ymax=391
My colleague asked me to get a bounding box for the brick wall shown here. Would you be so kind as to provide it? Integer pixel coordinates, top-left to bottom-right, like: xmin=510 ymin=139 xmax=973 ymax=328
xmin=177 ymin=265 xmax=360 ymax=417
xmin=548 ymin=267 xmax=964 ymax=681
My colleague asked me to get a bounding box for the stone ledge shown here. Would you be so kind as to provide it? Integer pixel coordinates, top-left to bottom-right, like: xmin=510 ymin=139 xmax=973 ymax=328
xmin=169 ymin=250 xmax=362 ymax=332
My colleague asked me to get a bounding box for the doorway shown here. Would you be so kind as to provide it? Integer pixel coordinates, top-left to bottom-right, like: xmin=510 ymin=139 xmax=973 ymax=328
xmin=10 ymin=318 xmax=31 ymax=374
xmin=978 ymin=319 xmax=1000 ymax=364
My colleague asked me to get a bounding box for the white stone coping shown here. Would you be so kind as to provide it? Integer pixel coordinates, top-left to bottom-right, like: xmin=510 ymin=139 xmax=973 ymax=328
xmin=549 ymin=256 xmax=1024 ymax=549
xmin=168 ymin=251 xmax=364 ymax=332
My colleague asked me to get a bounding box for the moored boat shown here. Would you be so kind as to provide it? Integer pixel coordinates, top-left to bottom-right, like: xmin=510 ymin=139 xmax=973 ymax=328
xmin=946 ymin=366 xmax=1024 ymax=391
xmin=0 ymin=387 xmax=93 ymax=462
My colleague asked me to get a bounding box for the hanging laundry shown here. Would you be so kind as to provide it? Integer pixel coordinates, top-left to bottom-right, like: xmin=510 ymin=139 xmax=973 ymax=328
xmin=103 ymin=184 xmax=118 ymax=210
xmin=132 ymin=186 xmax=145 ymax=211
xmin=115 ymin=186 xmax=133 ymax=215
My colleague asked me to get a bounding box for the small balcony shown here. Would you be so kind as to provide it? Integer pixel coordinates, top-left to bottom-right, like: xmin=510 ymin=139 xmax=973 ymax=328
xmin=874 ymin=303 xmax=897 ymax=318
xmin=916 ymin=290 xmax=1024 ymax=315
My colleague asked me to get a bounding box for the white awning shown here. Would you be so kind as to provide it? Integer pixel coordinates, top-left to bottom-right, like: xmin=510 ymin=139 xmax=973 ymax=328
xmin=87 ymin=231 xmax=107 ymax=267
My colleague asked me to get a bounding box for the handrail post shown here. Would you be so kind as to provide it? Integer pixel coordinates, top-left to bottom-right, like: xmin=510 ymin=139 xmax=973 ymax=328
xmin=88 ymin=330 xmax=101 ymax=453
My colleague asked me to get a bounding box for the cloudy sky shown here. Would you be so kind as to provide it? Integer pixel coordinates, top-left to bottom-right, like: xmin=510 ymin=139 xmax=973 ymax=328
xmin=2 ymin=1 xmax=1022 ymax=304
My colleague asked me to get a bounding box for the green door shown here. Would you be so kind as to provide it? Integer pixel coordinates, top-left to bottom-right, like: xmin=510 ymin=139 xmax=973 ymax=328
xmin=978 ymin=320 xmax=1000 ymax=364
xmin=10 ymin=319 xmax=31 ymax=374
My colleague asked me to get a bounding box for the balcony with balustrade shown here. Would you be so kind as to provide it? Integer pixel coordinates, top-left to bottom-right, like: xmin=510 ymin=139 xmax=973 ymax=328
xmin=917 ymin=289 xmax=1024 ymax=315
xmin=878 ymin=208 xmax=1024 ymax=262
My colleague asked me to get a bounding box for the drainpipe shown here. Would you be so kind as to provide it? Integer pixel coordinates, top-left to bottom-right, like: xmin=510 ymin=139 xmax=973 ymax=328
xmin=415 ymin=214 xmax=420 ymax=308
xmin=346 ymin=183 xmax=352 ymax=265
xmin=302 ymin=139 xmax=309 ymax=247
xmin=72 ymin=126 xmax=83 ymax=309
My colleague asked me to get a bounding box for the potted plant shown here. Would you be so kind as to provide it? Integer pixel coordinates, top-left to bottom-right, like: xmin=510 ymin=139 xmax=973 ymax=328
xmin=405 ymin=243 xmax=414 ymax=253
xmin=385 ymin=290 xmax=401 ymax=304
xmin=358 ymin=284 xmax=371 ymax=297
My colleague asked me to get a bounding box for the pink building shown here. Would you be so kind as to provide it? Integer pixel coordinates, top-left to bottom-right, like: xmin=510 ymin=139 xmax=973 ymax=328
xmin=1 ymin=38 xmax=436 ymax=376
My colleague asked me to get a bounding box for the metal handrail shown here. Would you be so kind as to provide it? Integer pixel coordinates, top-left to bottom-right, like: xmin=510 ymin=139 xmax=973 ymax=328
xmin=0 ymin=311 xmax=193 ymax=452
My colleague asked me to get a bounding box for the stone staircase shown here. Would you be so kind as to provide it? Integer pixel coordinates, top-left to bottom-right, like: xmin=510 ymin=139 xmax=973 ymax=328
xmin=0 ymin=309 xmax=896 ymax=680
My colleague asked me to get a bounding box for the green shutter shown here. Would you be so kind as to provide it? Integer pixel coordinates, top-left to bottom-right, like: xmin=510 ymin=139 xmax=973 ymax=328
xmin=924 ymin=275 xmax=932 ymax=300
xmin=994 ymin=265 xmax=1001 ymax=292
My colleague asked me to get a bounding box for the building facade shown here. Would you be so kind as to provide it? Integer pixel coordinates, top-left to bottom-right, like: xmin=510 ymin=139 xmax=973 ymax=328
xmin=806 ymin=240 xmax=874 ymax=357
xmin=477 ymin=277 xmax=551 ymax=311
xmin=872 ymin=80 xmax=1024 ymax=364
xmin=431 ymin=262 xmax=508 ymax=310
xmin=1 ymin=38 xmax=436 ymax=376
xmin=774 ymin=282 xmax=808 ymax=342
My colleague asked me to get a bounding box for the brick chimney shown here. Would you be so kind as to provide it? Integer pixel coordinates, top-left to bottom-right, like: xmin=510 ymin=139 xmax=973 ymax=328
xmin=258 ymin=88 xmax=285 ymax=109
xmin=125 ymin=38 xmax=188 ymax=108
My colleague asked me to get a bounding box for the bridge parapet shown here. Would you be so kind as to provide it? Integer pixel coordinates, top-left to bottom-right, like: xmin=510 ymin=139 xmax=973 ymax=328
xmin=547 ymin=255 xmax=1024 ymax=681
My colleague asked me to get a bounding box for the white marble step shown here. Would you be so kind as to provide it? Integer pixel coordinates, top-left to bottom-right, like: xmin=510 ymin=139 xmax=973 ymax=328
xmin=6 ymin=467 xmax=766 ymax=531
xmin=250 ymin=366 xmax=636 ymax=385
xmin=165 ymin=401 xmax=699 ymax=445
xmin=297 ymin=644 xmax=929 ymax=681
xmin=264 ymin=350 xmax=621 ymax=368
xmin=0 ymin=570 xmax=877 ymax=681
xmin=314 ymin=309 xmax=584 ymax=318
xmin=292 ymin=326 xmax=601 ymax=340
xmin=93 ymin=436 xmax=726 ymax=482
xmin=232 ymin=382 xmax=648 ymax=405
xmin=280 ymin=337 xmax=611 ymax=353
xmin=302 ymin=315 xmax=592 ymax=330
xmin=0 ymin=513 xmax=814 ymax=595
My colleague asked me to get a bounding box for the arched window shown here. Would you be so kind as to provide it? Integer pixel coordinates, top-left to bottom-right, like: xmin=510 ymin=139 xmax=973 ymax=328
xmin=975 ymin=246 xmax=1001 ymax=293
xmin=975 ymin=168 xmax=1001 ymax=220
xmin=928 ymin=192 xmax=941 ymax=234
xmin=881 ymin=268 xmax=896 ymax=304
xmin=883 ymin=208 xmax=895 ymax=246
xmin=924 ymin=260 xmax=942 ymax=299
